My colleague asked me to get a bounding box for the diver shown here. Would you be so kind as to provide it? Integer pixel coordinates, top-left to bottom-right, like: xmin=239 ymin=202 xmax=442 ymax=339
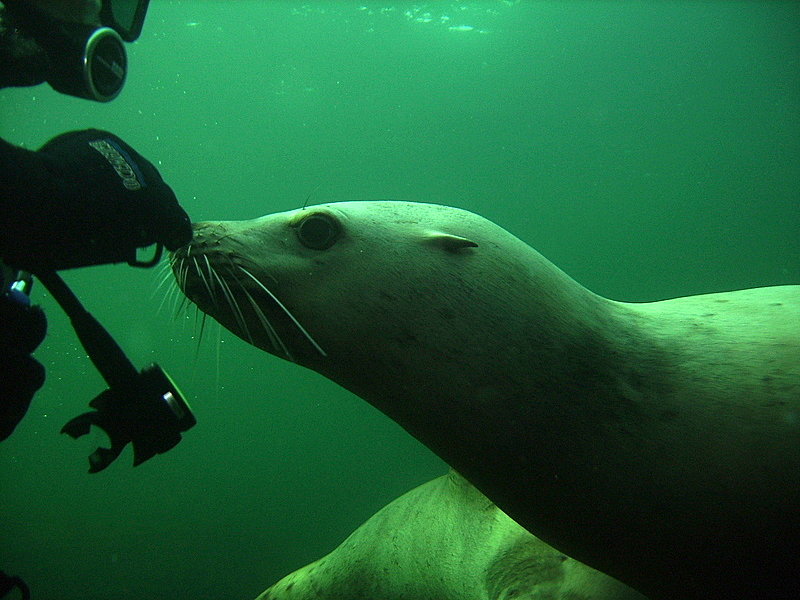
xmin=1 ymin=1 xmax=194 ymax=596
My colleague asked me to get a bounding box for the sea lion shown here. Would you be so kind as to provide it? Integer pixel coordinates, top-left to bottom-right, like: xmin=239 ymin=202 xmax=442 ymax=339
xmin=256 ymin=470 xmax=647 ymax=600
xmin=172 ymin=201 xmax=800 ymax=600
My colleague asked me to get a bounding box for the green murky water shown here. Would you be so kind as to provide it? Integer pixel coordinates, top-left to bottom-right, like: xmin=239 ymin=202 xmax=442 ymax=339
xmin=1 ymin=2 xmax=798 ymax=598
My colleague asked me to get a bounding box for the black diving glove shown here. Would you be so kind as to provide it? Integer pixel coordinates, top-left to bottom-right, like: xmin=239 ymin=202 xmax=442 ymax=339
xmin=0 ymin=129 xmax=192 ymax=272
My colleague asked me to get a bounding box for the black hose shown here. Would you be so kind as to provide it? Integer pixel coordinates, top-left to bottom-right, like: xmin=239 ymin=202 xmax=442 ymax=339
xmin=34 ymin=270 xmax=137 ymax=390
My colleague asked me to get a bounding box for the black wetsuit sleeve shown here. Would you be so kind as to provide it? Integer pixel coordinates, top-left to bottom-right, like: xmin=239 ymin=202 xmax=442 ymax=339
xmin=0 ymin=136 xmax=75 ymax=270
xmin=0 ymin=136 xmax=53 ymax=211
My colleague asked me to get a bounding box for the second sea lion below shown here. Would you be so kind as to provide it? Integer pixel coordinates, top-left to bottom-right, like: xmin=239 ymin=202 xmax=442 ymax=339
xmin=256 ymin=470 xmax=647 ymax=600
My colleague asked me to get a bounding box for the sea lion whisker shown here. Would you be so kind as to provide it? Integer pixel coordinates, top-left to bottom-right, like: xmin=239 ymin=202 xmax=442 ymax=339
xmin=192 ymin=256 xmax=216 ymax=307
xmin=177 ymin=255 xmax=187 ymax=280
xmin=191 ymin=301 xmax=200 ymax=333
xmin=187 ymin=308 xmax=207 ymax=361
xmin=157 ymin=277 xmax=179 ymax=316
xmin=215 ymin=269 xmax=255 ymax=345
xmin=237 ymin=266 xmax=327 ymax=357
xmin=174 ymin=280 xmax=188 ymax=313
xmin=155 ymin=266 xmax=175 ymax=312
xmin=151 ymin=266 xmax=175 ymax=301
xmin=196 ymin=307 xmax=207 ymax=346
xmin=172 ymin=260 xmax=190 ymax=317
xmin=172 ymin=259 xmax=188 ymax=305
xmin=202 ymin=254 xmax=220 ymax=305
xmin=181 ymin=260 xmax=193 ymax=303
xmin=177 ymin=259 xmax=193 ymax=313
xmin=188 ymin=304 xmax=201 ymax=336
xmin=175 ymin=293 xmax=190 ymax=318
xmin=168 ymin=255 xmax=185 ymax=285
xmin=238 ymin=281 xmax=294 ymax=361
xmin=152 ymin=260 xmax=174 ymax=292
xmin=233 ymin=279 xmax=282 ymax=354
xmin=153 ymin=260 xmax=177 ymax=314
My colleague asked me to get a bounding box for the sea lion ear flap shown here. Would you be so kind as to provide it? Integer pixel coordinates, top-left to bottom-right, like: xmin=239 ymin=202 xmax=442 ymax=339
xmin=424 ymin=231 xmax=479 ymax=253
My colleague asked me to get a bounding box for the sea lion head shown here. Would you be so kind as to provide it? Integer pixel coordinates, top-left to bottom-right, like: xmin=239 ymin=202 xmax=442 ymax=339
xmin=171 ymin=200 xmax=594 ymax=428
xmin=171 ymin=200 xmax=486 ymax=356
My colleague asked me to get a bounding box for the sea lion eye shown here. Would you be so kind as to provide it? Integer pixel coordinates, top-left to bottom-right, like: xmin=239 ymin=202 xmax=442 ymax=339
xmin=296 ymin=213 xmax=340 ymax=250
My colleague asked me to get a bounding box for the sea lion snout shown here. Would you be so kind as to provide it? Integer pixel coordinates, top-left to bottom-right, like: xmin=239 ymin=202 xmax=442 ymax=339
xmin=186 ymin=221 xmax=231 ymax=251
xmin=173 ymin=220 xmax=268 ymax=271
xmin=171 ymin=216 xmax=328 ymax=361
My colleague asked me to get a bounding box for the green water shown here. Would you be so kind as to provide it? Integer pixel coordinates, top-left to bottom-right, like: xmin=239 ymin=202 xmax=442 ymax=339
xmin=1 ymin=2 xmax=798 ymax=598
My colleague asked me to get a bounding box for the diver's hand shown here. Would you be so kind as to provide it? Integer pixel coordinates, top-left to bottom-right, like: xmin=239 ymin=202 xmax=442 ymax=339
xmin=0 ymin=129 xmax=192 ymax=272
xmin=38 ymin=129 xmax=194 ymax=254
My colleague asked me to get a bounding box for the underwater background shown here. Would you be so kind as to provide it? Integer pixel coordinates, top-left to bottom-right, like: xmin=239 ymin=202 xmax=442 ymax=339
xmin=1 ymin=1 xmax=798 ymax=598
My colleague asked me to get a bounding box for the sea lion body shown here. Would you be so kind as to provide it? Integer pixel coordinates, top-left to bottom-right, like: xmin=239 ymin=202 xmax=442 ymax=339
xmin=257 ymin=470 xmax=647 ymax=600
xmin=173 ymin=201 xmax=800 ymax=599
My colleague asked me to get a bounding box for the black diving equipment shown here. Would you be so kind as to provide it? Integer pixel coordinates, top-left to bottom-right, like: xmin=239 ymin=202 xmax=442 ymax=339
xmin=0 ymin=269 xmax=45 ymax=442
xmin=0 ymin=0 xmax=150 ymax=101
xmin=4 ymin=268 xmax=32 ymax=306
xmin=32 ymin=269 xmax=195 ymax=473
xmin=0 ymin=569 xmax=30 ymax=600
